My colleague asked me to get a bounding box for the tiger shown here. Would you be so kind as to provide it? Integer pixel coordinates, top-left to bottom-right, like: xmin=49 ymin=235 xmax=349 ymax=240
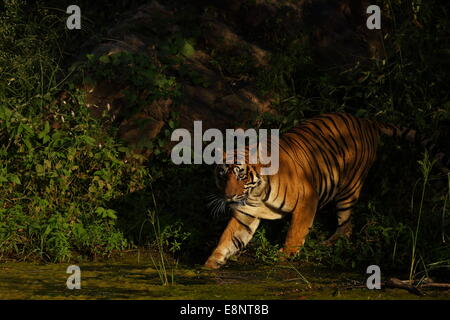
xmin=204 ymin=112 xmax=449 ymax=269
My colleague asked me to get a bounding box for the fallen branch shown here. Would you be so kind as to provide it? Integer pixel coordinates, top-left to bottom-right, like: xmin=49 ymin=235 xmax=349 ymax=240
xmin=384 ymin=278 xmax=424 ymax=296
xmin=384 ymin=277 xmax=450 ymax=295
xmin=420 ymin=282 xmax=450 ymax=289
xmin=334 ymin=277 xmax=450 ymax=297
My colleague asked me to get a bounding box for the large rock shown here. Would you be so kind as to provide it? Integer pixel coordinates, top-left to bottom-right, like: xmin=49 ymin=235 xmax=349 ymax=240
xmin=78 ymin=0 xmax=384 ymax=156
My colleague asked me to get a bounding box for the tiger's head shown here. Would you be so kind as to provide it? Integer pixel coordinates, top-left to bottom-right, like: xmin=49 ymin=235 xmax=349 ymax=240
xmin=214 ymin=163 xmax=265 ymax=208
xmin=207 ymin=143 xmax=275 ymax=215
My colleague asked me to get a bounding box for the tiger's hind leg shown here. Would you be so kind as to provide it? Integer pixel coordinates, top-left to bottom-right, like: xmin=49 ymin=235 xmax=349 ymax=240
xmin=324 ymin=207 xmax=353 ymax=245
xmin=323 ymin=192 xmax=361 ymax=246
xmin=281 ymin=185 xmax=319 ymax=257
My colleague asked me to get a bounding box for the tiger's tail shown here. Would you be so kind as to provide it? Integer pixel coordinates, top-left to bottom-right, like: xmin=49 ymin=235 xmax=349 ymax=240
xmin=374 ymin=121 xmax=450 ymax=175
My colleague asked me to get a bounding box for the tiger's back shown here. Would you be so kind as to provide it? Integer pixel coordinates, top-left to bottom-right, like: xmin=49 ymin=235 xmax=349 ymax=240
xmin=278 ymin=113 xmax=381 ymax=210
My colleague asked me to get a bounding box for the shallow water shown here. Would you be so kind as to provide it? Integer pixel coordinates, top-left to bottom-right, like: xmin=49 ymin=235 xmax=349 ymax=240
xmin=0 ymin=252 xmax=448 ymax=300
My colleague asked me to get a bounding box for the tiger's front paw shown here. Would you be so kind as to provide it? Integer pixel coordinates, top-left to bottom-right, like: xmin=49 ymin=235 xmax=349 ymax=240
xmin=204 ymin=253 xmax=225 ymax=269
xmin=279 ymin=246 xmax=299 ymax=260
xmin=204 ymin=259 xmax=222 ymax=270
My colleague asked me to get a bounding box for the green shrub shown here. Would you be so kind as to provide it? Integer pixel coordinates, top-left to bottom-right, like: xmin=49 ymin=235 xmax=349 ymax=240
xmin=0 ymin=1 xmax=149 ymax=261
xmin=252 ymin=228 xmax=280 ymax=264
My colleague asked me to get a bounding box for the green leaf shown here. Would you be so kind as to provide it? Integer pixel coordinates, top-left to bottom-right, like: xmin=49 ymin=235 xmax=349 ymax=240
xmin=36 ymin=164 xmax=44 ymax=174
xmin=106 ymin=151 xmax=122 ymax=165
xmin=106 ymin=209 xmax=117 ymax=220
xmin=99 ymin=55 xmax=110 ymax=64
xmin=44 ymin=121 xmax=50 ymax=135
xmin=8 ymin=174 xmax=21 ymax=185
xmin=95 ymin=207 xmax=106 ymax=216
xmin=23 ymin=138 xmax=33 ymax=150
xmin=180 ymin=41 xmax=195 ymax=57
xmin=22 ymin=123 xmax=33 ymax=135
xmin=80 ymin=135 xmax=95 ymax=146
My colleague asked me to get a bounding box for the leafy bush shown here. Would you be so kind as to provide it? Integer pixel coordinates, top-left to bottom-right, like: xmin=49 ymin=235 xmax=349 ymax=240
xmin=160 ymin=220 xmax=191 ymax=255
xmin=0 ymin=2 xmax=149 ymax=261
xmin=252 ymin=228 xmax=280 ymax=265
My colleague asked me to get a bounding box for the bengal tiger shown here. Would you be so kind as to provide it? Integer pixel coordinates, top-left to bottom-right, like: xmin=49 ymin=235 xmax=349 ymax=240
xmin=204 ymin=112 xmax=449 ymax=269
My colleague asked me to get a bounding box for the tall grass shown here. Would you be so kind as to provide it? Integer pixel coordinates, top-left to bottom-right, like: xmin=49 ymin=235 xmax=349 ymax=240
xmin=147 ymin=184 xmax=175 ymax=286
xmin=443 ymin=174 xmax=450 ymax=244
xmin=286 ymin=260 xmax=312 ymax=289
xmin=147 ymin=209 xmax=173 ymax=285
xmin=409 ymin=152 xmax=435 ymax=281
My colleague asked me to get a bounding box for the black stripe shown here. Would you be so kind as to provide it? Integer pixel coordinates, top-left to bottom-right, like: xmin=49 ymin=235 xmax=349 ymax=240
xmin=336 ymin=116 xmax=364 ymax=194
xmin=262 ymin=175 xmax=272 ymax=202
xmin=349 ymin=117 xmax=372 ymax=191
xmin=315 ymin=118 xmax=347 ymax=161
xmin=338 ymin=218 xmax=352 ymax=227
xmin=232 ymin=235 xmax=245 ymax=250
xmin=401 ymin=128 xmax=411 ymax=140
xmin=289 ymin=130 xmax=322 ymax=189
xmin=321 ymin=114 xmax=351 ymax=174
xmin=234 ymin=215 xmax=253 ymax=234
xmin=334 ymin=113 xmax=358 ymax=150
xmin=264 ymin=201 xmax=289 ymax=215
xmin=336 ymin=205 xmax=354 ymax=212
xmin=278 ymin=184 xmax=288 ymax=211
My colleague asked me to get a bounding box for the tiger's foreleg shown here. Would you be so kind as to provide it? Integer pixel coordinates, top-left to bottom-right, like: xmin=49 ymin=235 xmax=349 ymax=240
xmin=281 ymin=187 xmax=319 ymax=258
xmin=204 ymin=212 xmax=260 ymax=269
